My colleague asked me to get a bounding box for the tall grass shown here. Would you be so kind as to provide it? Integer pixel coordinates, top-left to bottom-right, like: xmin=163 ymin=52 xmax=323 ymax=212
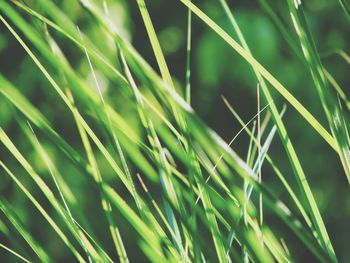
xmin=0 ymin=0 xmax=349 ymax=262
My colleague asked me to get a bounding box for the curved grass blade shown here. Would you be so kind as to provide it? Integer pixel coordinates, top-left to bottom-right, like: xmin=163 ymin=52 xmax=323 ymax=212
xmin=0 ymin=13 xmax=134 ymax=194
xmin=119 ymin=48 xmax=187 ymax=259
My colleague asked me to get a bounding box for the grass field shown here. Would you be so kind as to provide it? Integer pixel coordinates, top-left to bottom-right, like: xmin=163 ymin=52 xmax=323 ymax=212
xmin=0 ymin=0 xmax=349 ymax=262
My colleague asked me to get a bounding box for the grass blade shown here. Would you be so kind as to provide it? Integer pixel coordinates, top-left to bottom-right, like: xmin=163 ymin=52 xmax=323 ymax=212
xmin=288 ymin=2 xmax=350 ymax=192
xmin=0 ymin=242 xmax=30 ymax=263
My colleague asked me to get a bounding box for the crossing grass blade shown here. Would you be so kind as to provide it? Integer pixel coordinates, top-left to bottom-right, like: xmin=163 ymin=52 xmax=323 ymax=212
xmin=128 ymin=2 xmax=228 ymax=260
xmin=0 ymin=13 xmax=134 ymax=193
xmin=14 ymin=113 xmax=114 ymax=262
xmin=1 ymin=1 xmax=161 ymax=182
xmin=287 ymin=1 xmax=350 ymax=192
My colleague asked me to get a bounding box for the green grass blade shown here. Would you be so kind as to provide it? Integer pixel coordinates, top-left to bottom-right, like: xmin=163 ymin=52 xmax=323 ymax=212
xmin=0 ymin=161 xmax=85 ymax=262
xmin=0 ymin=198 xmax=50 ymax=262
xmin=101 ymin=183 xmax=166 ymax=260
xmin=135 ymin=0 xmax=174 ymax=89
xmin=0 ymin=242 xmax=30 ymax=263
xmin=0 ymin=14 xmax=134 ymax=194
xmin=288 ymin=2 xmax=350 ymax=191
xmin=186 ymin=2 xmax=192 ymax=104
xmin=222 ymin=97 xmax=313 ymax=230
xmin=0 ymin=128 xmax=104 ymax=261
xmin=258 ymin=0 xmax=350 ymax=113
xmin=337 ymin=0 xmax=350 ymax=21
xmin=119 ymin=48 xmax=187 ymax=258
xmin=1 ymin=1 xmax=160 ymax=183
xmin=67 ymin=88 xmax=129 ymax=263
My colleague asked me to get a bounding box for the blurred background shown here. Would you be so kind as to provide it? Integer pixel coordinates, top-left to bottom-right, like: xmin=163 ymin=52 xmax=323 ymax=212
xmin=0 ymin=0 xmax=349 ymax=262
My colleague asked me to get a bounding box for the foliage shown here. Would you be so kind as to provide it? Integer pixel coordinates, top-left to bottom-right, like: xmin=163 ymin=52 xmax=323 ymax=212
xmin=0 ymin=0 xmax=349 ymax=262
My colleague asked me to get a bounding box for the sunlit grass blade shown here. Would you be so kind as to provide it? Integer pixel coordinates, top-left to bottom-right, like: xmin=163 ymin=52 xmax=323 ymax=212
xmin=182 ymin=119 xmax=328 ymax=260
xmin=0 ymin=0 xmax=346 ymax=261
xmin=194 ymin=103 xmax=271 ymax=205
xmin=135 ymin=0 xmax=174 ymax=89
xmin=0 ymin=75 xmax=91 ymax=173
xmin=14 ymin=112 xmax=99 ymax=239
xmin=77 ymin=25 xmax=142 ymax=213
xmin=7 ymin=1 xmax=188 ymax=151
xmin=1 ymin=74 xmax=175 ymax=259
xmin=0 ymin=13 xmax=134 ymax=194
xmin=26 ymin=121 xmax=74 ymax=220
xmin=189 ymin=146 xmax=322 ymax=261
xmin=11 ymin=0 xmax=127 ymax=85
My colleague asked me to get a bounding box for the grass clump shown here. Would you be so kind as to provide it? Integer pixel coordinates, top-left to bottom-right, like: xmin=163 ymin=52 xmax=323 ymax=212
xmin=0 ymin=0 xmax=349 ymax=262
